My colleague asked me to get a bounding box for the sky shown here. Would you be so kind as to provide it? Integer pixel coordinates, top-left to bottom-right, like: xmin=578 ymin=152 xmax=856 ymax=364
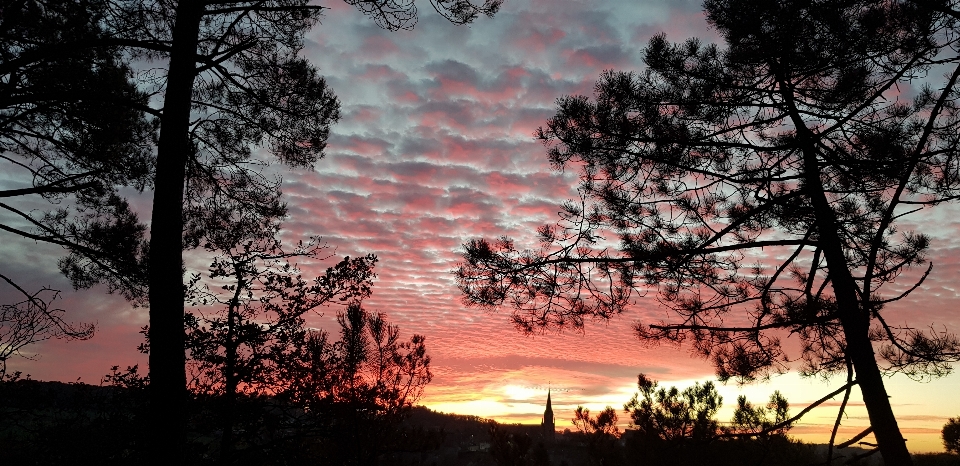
xmin=3 ymin=0 xmax=960 ymax=454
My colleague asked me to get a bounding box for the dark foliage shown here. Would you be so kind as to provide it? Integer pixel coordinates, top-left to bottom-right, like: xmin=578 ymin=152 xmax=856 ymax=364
xmin=191 ymin=300 xmax=434 ymax=466
xmin=0 ymin=362 xmax=439 ymax=466
xmin=0 ymin=0 xmax=154 ymax=411
xmin=489 ymin=423 xmax=534 ymax=466
xmin=616 ymin=375 xmax=812 ymax=466
xmin=571 ymin=406 xmax=621 ymax=465
xmin=183 ymin=227 xmax=378 ymax=403
xmin=0 ymin=368 xmax=151 ymax=466
xmin=530 ymin=441 xmax=551 ymax=466
xmin=915 ymin=453 xmax=960 ymax=466
xmin=621 ymin=374 xmax=720 ymax=465
xmin=729 ymin=391 xmax=791 ymax=438
xmin=626 ymin=374 xmax=721 ymax=444
xmin=1 ymin=0 xmax=155 ymax=302
xmin=945 ymin=417 xmax=960 ymax=455
xmin=689 ymin=436 xmax=819 ymax=466
xmin=6 ymin=378 xmax=938 ymax=466
xmin=176 ymin=221 xmax=431 ymax=465
xmin=572 ymin=405 xmax=620 ymax=438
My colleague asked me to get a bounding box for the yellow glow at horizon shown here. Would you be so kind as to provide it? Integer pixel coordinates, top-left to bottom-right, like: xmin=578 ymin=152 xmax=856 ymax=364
xmin=422 ymin=371 xmax=958 ymax=452
xmin=426 ymin=398 xmax=518 ymax=417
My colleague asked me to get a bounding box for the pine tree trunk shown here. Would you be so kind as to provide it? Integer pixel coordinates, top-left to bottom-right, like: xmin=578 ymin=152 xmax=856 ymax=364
xmin=797 ymin=129 xmax=913 ymax=466
xmin=148 ymin=1 xmax=202 ymax=462
xmin=220 ymin=298 xmax=241 ymax=466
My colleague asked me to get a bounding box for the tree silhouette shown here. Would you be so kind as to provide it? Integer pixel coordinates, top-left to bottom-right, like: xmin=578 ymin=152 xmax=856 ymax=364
xmin=945 ymin=417 xmax=960 ymax=455
xmin=572 ymin=405 xmax=620 ymax=438
xmin=729 ymin=391 xmax=791 ymax=438
xmin=621 ymin=375 xmax=721 ymax=466
xmin=620 ymin=375 xmax=796 ymax=465
xmin=456 ymin=1 xmax=960 ymax=463
xmin=1 ymin=0 xmax=154 ymax=303
xmin=181 ymin=218 xmax=431 ymax=464
xmin=86 ymin=1 xmax=499 ymax=459
xmin=625 ymin=374 xmax=721 ymax=444
xmin=572 ymin=405 xmax=622 ymax=466
xmin=272 ymin=303 xmax=433 ymax=465
xmin=183 ymin=220 xmax=376 ymax=464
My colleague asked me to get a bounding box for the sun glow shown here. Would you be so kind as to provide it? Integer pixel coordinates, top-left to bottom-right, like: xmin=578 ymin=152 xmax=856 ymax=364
xmin=503 ymin=384 xmax=538 ymax=400
xmin=426 ymin=398 xmax=513 ymax=418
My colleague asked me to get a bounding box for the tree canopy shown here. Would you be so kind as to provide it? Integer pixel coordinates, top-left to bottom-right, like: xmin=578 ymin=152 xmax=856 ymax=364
xmin=626 ymin=374 xmax=721 ymax=444
xmin=0 ymin=0 xmax=155 ymax=302
xmin=456 ymin=1 xmax=960 ymax=463
xmin=0 ymin=0 xmax=157 ymax=371
xmin=944 ymin=417 xmax=960 ymax=455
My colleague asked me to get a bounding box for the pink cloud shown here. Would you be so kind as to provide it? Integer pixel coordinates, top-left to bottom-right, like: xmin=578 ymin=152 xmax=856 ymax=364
xmin=562 ymin=44 xmax=629 ymax=71
xmin=509 ymin=26 xmax=566 ymax=54
xmin=358 ymin=33 xmax=401 ymax=59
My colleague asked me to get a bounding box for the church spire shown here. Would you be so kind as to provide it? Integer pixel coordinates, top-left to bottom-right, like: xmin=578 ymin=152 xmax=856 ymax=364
xmin=542 ymin=387 xmax=555 ymax=441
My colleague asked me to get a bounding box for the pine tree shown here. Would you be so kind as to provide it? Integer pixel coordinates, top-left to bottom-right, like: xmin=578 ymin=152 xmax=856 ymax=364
xmin=457 ymin=2 xmax=960 ymax=464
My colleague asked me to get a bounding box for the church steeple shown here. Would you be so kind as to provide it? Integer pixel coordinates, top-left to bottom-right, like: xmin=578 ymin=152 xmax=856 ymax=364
xmin=542 ymin=388 xmax=555 ymax=440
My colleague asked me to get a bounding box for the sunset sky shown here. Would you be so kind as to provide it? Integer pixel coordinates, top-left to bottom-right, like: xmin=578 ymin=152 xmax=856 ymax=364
xmin=3 ymin=0 xmax=960 ymax=453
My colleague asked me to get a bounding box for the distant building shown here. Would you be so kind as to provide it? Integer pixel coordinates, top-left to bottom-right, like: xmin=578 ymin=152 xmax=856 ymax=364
xmin=541 ymin=389 xmax=555 ymax=441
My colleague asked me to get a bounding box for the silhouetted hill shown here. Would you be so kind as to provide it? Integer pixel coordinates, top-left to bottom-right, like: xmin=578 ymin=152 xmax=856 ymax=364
xmin=915 ymin=453 xmax=960 ymax=466
xmin=0 ymin=377 xmax=148 ymax=465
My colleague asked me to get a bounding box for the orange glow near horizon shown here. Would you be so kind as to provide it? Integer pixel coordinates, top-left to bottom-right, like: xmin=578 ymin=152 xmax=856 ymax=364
xmin=418 ymin=370 xmax=960 ymax=453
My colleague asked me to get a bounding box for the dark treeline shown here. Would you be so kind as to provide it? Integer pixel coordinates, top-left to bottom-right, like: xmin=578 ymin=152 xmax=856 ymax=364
xmin=3 ymin=370 xmax=960 ymax=465
xmin=1 ymin=209 xmax=435 ymax=466
xmin=447 ymin=375 xmax=959 ymax=466
xmin=0 ymin=372 xmax=441 ymax=465
xmin=1 ymin=291 xmax=434 ymax=466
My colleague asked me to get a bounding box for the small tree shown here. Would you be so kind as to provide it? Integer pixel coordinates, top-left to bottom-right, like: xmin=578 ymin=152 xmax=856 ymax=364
xmin=573 ymin=406 xmax=620 ymax=438
xmin=729 ymin=391 xmax=791 ymax=438
xmin=625 ymin=374 xmax=721 ymax=444
xmin=184 ymin=227 xmax=375 ymax=462
xmin=573 ymin=406 xmax=622 ymax=465
xmin=621 ymin=375 xmax=721 ymax=466
xmin=277 ymin=303 xmax=433 ymax=465
xmin=184 ymin=223 xmax=431 ymax=464
xmin=944 ymin=417 xmax=960 ymax=455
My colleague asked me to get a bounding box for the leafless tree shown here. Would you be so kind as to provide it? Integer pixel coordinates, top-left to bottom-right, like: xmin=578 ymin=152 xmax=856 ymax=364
xmin=0 ymin=273 xmax=94 ymax=377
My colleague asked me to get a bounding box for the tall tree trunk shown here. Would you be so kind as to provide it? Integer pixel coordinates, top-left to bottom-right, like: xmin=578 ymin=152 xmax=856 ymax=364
xmin=220 ymin=298 xmax=241 ymax=466
xmin=148 ymin=1 xmax=202 ymax=462
xmin=796 ymin=123 xmax=913 ymax=466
